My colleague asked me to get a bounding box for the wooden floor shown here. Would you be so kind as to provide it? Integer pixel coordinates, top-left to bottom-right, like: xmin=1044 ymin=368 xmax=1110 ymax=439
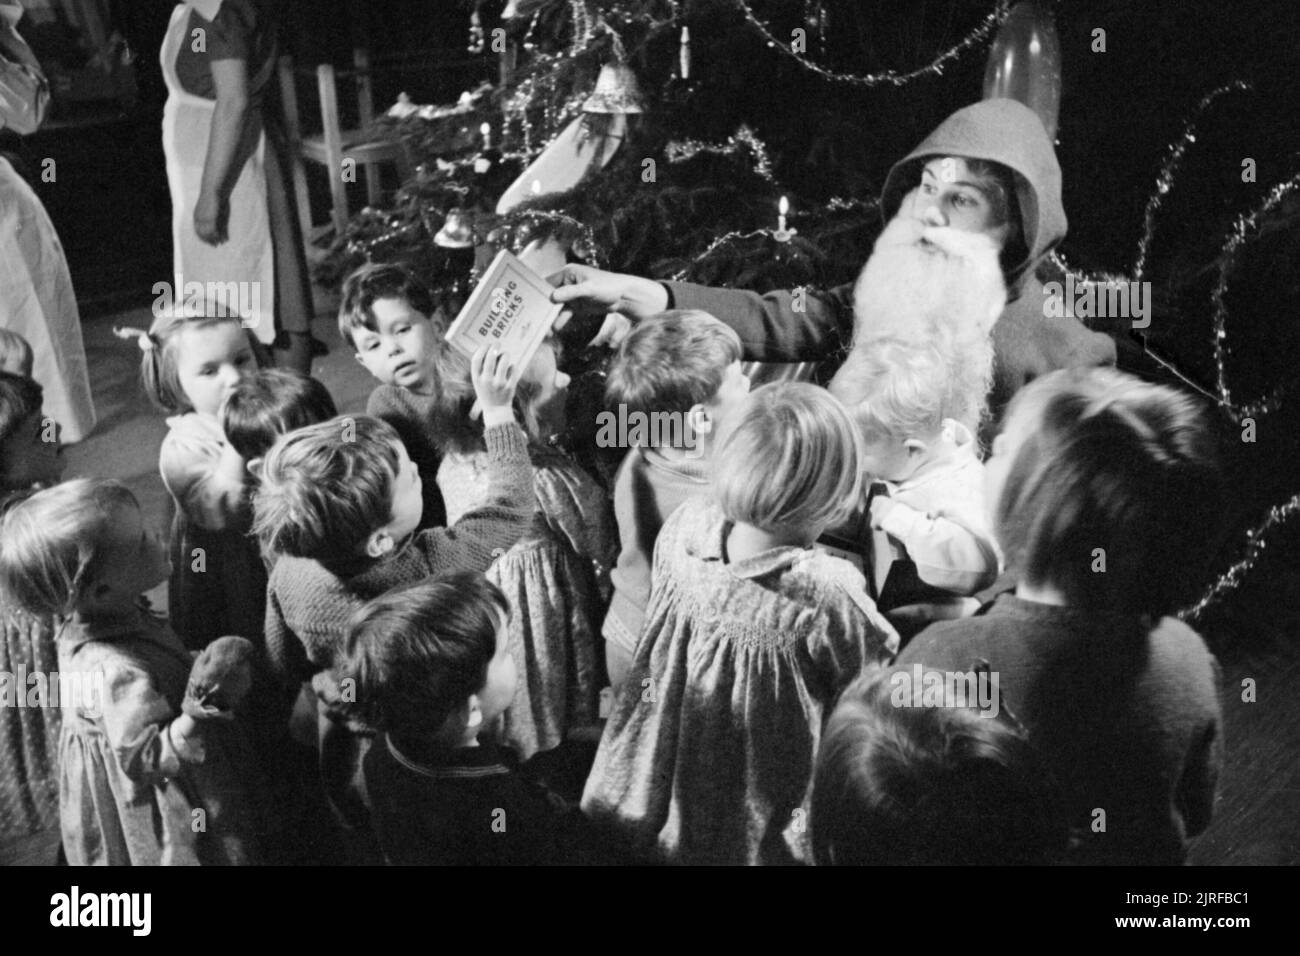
xmin=1188 ymin=638 xmax=1300 ymax=864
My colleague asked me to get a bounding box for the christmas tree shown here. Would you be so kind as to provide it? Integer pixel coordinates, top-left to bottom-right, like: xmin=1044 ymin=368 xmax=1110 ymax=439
xmin=319 ymin=0 xmax=1300 ymax=633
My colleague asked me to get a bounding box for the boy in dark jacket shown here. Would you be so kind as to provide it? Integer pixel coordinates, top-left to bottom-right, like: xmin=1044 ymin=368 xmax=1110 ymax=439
xmin=343 ymin=574 xmax=606 ymax=866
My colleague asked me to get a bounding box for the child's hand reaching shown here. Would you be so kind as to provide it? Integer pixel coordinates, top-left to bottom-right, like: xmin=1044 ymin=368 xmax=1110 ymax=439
xmin=470 ymin=345 xmax=517 ymax=426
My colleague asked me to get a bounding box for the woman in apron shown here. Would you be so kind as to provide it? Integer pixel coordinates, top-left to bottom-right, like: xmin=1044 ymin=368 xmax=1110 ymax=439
xmin=0 ymin=1 xmax=96 ymax=443
xmin=161 ymin=0 xmax=314 ymax=373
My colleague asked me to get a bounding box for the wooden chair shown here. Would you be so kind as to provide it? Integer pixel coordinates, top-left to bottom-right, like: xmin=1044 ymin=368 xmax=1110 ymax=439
xmin=277 ymin=48 xmax=409 ymax=243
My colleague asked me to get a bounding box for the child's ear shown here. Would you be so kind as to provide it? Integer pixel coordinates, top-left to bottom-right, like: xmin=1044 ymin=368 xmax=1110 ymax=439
xmin=245 ymin=457 xmax=264 ymax=480
xmin=363 ymin=529 xmax=395 ymax=559
xmin=465 ymin=694 xmax=483 ymax=731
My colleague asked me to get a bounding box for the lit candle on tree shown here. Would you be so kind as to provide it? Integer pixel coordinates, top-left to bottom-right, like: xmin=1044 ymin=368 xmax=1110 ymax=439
xmin=481 ymin=122 xmax=492 ymax=150
xmin=774 ymin=195 xmax=795 ymax=241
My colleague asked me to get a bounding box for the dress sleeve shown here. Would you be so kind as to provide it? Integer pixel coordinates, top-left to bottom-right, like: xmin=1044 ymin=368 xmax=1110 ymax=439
xmin=877 ymin=501 xmax=1000 ymax=594
xmin=535 ymin=459 xmax=618 ymax=570
xmin=663 ymin=281 xmax=855 ymax=363
xmin=160 ymin=429 xmax=251 ymax=532
xmin=799 ymin=555 xmax=899 ymax=692
xmin=98 ymin=658 xmax=193 ymax=782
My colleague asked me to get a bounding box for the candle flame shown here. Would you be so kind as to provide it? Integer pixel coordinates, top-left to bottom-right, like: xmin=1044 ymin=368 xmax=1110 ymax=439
xmin=779 ymin=196 xmax=789 ymax=215
xmin=480 ymin=122 xmax=491 ymax=136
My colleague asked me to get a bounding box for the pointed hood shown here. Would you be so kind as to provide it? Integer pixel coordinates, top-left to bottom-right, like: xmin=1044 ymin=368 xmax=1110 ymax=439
xmin=880 ymin=99 xmax=1066 ymax=293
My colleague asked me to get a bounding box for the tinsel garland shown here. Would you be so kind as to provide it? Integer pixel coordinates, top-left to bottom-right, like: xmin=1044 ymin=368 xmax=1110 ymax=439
xmin=1209 ymin=171 xmax=1300 ymax=420
xmin=733 ymin=0 xmax=1010 ymax=87
xmin=666 ymin=125 xmax=775 ymax=182
xmin=1133 ymin=81 xmax=1252 ymax=281
xmin=1181 ymin=496 xmax=1300 ymax=623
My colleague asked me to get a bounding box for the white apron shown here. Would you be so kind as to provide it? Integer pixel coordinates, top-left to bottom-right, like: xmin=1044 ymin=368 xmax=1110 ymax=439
xmin=0 ymin=156 xmax=96 ymax=443
xmin=159 ymin=2 xmax=274 ymax=342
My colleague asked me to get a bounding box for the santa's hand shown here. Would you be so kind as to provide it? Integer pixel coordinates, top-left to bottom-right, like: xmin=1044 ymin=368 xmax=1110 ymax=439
xmin=548 ymin=265 xmax=669 ymax=332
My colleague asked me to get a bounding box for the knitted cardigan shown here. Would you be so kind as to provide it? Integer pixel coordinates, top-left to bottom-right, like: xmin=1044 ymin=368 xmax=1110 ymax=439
xmin=263 ymin=421 xmax=534 ymax=690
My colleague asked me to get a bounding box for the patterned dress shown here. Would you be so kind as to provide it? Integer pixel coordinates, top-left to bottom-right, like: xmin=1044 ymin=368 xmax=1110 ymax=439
xmin=57 ymin=602 xmax=258 ymax=865
xmin=581 ymin=496 xmax=899 ymax=865
xmin=0 ymin=605 xmax=61 ymax=863
xmin=438 ymin=443 xmax=616 ymax=761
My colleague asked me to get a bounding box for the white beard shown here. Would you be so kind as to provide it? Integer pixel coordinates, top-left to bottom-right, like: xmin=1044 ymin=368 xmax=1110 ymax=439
xmin=839 ymin=216 xmax=1006 ymax=434
xmin=851 ymin=216 xmax=1006 ymax=347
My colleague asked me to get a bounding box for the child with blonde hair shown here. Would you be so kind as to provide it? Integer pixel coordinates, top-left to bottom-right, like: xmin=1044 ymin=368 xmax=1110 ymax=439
xmin=436 ymin=336 xmax=615 ymax=761
xmin=0 ymin=479 xmax=259 ymax=864
xmin=899 ymin=367 xmax=1226 ymax=864
xmin=117 ymin=310 xmax=265 ymax=650
xmin=601 ymin=310 xmax=751 ymax=692
xmin=582 ymin=382 xmax=898 ymax=865
xmin=829 ymin=337 xmax=999 ymax=616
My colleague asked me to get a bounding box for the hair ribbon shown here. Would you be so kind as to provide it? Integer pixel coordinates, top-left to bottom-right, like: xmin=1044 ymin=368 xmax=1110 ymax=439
xmin=113 ymin=326 xmax=156 ymax=353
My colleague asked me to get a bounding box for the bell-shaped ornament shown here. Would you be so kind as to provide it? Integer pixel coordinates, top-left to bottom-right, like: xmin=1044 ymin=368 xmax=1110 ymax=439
xmin=582 ymin=61 xmax=645 ymax=115
xmin=433 ymin=208 xmax=476 ymax=249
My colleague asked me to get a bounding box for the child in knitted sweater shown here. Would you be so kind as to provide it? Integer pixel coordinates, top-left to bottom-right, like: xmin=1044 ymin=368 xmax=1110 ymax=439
xmin=253 ymin=346 xmax=534 ymax=824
